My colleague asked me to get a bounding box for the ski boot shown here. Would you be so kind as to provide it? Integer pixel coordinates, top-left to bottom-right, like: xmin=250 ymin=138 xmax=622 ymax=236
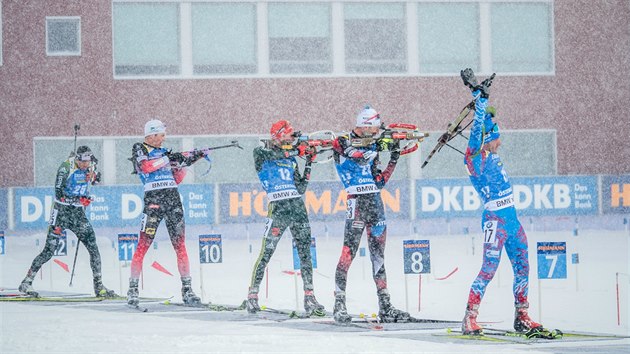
xmin=181 ymin=277 xmax=201 ymax=306
xmin=514 ymin=302 xmax=542 ymax=332
xmin=378 ymin=290 xmax=410 ymax=323
xmin=18 ymin=275 xmax=39 ymax=297
xmin=94 ymin=275 xmax=118 ymax=298
xmin=127 ymin=278 xmax=139 ymax=306
xmin=462 ymin=303 xmax=483 ymax=335
xmin=333 ymin=293 xmax=352 ymax=323
xmin=303 ymin=291 xmax=325 ymax=316
xmin=246 ymin=290 xmax=260 ymax=314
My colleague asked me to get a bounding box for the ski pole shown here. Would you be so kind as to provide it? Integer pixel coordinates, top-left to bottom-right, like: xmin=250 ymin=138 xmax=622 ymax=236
xmin=69 ymin=124 xmax=81 ymax=286
xmin=69 ymin=242 xmax=80 ymax=286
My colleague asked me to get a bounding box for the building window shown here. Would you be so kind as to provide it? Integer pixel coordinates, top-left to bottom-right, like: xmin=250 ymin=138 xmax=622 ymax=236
xmin=268 ymin=2 xmax=331 ymax=74
xmin=491 ymin=2 xmax=553 ymax=73
xmin=46 ymin=17 xmax=81 ymax=56
xmin=344 ymin=2 xmax=406 ymax=74
xmin=192 ymin=3 xmax=257 ymax=75
xmin=418 ymin=2 xmax=479 ymax=74
xmin=113 ymin=3 xmax=180 ymax=76
xmin=109 ymin=0 xmax=553 ymax=78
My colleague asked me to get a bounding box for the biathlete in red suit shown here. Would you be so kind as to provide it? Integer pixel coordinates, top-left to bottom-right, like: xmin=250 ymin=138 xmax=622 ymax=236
xmin=127 ymin=119 xmax=205 ymax=306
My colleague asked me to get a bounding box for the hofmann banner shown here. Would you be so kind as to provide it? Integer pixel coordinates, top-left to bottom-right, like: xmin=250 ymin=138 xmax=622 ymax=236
xmin=601 ymin=175 xmax=630 ymax=214
xmin=12 ymin=184 xmax=214 ymax=230
xmin=219 ymin=180 xmax=409 ymax=223
xmin=415 ymin=176 xmax=598 ymax=218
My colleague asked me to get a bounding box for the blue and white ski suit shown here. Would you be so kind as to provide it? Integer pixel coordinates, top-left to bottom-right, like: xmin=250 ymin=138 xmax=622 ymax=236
xmin=464 ymin=93 xmax=530 ymax=306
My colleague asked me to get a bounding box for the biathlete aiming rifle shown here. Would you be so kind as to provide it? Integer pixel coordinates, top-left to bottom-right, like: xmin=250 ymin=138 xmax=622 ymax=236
xmin=421 ymin=72 xmax=496 ymax=169
xmin=351 ymin=123 xmax=429 ymax=156
xmin=263 ymin=130 xmax=337 ymax=164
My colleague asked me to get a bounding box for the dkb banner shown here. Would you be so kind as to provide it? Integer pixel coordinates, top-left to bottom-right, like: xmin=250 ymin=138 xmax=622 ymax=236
xmin=415 ymin=175 xmax=598 ymax=218
xmin=12 ymin=184 xmax=214 ymax=230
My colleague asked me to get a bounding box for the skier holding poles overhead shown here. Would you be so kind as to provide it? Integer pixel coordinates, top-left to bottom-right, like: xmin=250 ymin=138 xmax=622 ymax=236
xmin=18 ymin=128 xmax=116 ymax=298
xmin=245 ymin=120 xmax=326 ymax=316
xmin=458 ymin=68 xmax=557 ymax=338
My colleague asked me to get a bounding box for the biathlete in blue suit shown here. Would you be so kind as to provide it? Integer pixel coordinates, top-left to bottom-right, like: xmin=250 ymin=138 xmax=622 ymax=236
xmin=245 ymin=120 xmax=325 ymax=316
xmin=460 ymin=68 xmax=543 ymax=335
xmin=18 ymin=146 xmax=116 ymax=298
xmin=331 ymin=106 xmax=410 ymax=323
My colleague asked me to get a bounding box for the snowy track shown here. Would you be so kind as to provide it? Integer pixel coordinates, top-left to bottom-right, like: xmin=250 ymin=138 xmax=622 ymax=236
xmin=2 ymin=300 xmax=629 ymax=354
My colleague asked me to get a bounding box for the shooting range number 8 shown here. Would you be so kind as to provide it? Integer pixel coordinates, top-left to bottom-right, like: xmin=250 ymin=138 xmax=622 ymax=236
xmin=410 ymin=251 xmax=424 ymax=273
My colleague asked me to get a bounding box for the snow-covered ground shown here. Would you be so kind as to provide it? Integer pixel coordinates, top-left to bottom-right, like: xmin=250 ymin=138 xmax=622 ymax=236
xmin=1 ymin=225 xmax=629 ymax=353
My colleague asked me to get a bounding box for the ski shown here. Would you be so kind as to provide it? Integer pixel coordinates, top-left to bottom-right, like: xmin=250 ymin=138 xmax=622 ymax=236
xmin=446 ymin=327 xmax=562 ymax=342
xmin=260 ymin=305 xmax=327 ymax=319
xmin=127 ymin=304 xmax=148 ymax=312
xmin=162 ymin=299 xmax=246 ymax=311
xmin=0 ymin=294 xmax=169 ymax=303
xmin=484 ymin=327 xmax=563 ymax=339
xmin=0 ymin=295 xmax=104 ymax=302
xmin=442 ymin=328 xmax=514 ymax=343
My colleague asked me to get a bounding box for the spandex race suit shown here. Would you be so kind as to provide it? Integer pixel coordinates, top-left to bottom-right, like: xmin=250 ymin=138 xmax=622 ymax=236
xmin=129 ymin=142 xmax=204 ymax=281
xmin=332 ymin=132 xmax=399 ymax=300
xmin=248 ymin=145 xmax=316 ymax=297
xmin=464 ymin=95 xmax=530 ymax=307
xmin=21 ymin=157 xmax=108 ymax=294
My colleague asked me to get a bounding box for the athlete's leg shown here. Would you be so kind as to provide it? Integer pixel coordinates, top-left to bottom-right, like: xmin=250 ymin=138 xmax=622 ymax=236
xmin=466 ymin=212 xmax=508 ymax=305
xmin=366 ymin=221 xmax=388 ymax=292
xmin=334 ymin=197 xmax=364 ymax=294
xmin=164 ymin=199 xmax=189 ymax=278
xmin=504 ymin=219 xmax=530 ymax=305
xmin=72 ymin=210 xmax=102 ymax=277
xmin=248 ymin=203 xmax=289 ymax=294
xmin=19 ymin=206 xmax=66 ymax=294
xmin=130 ymin=204 xmax=163 ymax=280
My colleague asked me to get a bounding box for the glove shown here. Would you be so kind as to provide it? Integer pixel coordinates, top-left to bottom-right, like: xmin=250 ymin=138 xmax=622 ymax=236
xmin=460 ymin=68 xmax=478 ymax=90
xmin=474 ymin=76 xmax=492 ymax=99
xmin=390 ymin=150 xmax=401 ymax=162
xmin=79 ymin=196 xmax=92 ymax=207
xmin=297 ymin=145 xmax=317 ymax=159
xmin=193 ymin=149 xmax=206 ymax=159
xmin=362 ymin=150 xmax=378 ymax=162
xmin=86 ymin=171 xmax=101 ymax=185
xmin=388 ymin=139 xmax=400 ymax=153
xmin=377 ymin=138 xmax=391 ymax=152
xmin=166 ymin=150 xmax=185 ymax=164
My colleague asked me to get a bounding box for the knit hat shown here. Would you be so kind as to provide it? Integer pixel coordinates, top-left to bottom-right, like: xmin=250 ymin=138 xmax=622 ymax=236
xmin=356 ymin=106 xmax=381 ymax=127
xmin=270 ymin=120 xmax=294 ymax=141
xmin=144 ymin=119 xmax=166 ymax=137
